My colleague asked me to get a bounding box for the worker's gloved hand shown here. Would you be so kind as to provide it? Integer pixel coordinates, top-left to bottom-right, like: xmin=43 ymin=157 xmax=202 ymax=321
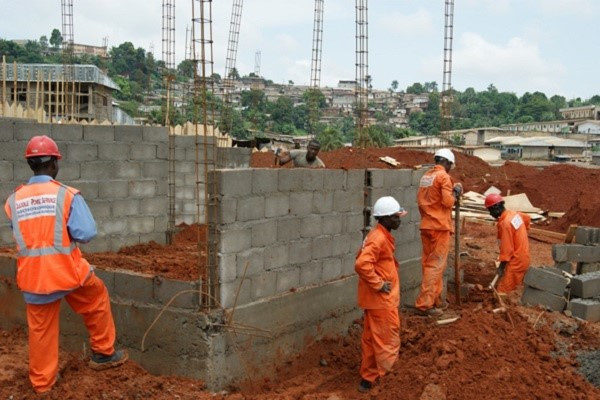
xmin=379 ymin=282 xmax=391 ymax=294
xmin=452 ymin=183 xmax=463 ymax=198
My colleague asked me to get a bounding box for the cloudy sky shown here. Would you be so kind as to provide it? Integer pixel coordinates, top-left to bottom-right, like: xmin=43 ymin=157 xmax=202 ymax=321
xmin=2 ymin=0 xmax=598 ymax=99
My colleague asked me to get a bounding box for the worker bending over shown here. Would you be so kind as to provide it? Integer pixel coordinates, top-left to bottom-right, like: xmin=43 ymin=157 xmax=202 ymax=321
xmin=275 ymin=139 xmax=325 ymax=168
xmin=4 ymin=136 xmax=127 ymax=394
xmin=485 ymin=193 xmax=531 ymax=293
xmin=414 ymin=148 xmax=462 ymax=316
xmin=355 ymin=196 xmax=407 ymax=392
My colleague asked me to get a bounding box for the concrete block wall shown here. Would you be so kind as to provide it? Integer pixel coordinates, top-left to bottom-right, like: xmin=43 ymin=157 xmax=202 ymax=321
xmin=0 ymin=121 xmax=169 ymax=252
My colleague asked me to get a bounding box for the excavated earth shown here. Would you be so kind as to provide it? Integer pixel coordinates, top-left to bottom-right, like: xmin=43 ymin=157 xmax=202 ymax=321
xmin=1 ymin=147 xmax=600 ymax=399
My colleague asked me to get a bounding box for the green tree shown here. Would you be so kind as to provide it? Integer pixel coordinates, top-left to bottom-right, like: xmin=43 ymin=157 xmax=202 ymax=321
xmin=39 ymin=36 xmax=49 ymax=52
xmin=406 ymin=82 xmax=425 ymax=94
xmin=49 ymin=29 xmax=62 ymax=49
xmin=390 ymin=80 xmax=399 ymax=92
xmin=317 ymin=126 xmax=344 ymax=151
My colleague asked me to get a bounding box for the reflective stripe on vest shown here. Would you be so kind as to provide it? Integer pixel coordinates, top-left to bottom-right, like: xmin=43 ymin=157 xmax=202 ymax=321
xmin=8 ymin=186 xmax=75 ymax=257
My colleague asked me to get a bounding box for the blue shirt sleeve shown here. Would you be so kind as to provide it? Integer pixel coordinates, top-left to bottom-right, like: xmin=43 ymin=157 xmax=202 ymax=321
xmin=67 ymin=194 xmax=97 ymax=243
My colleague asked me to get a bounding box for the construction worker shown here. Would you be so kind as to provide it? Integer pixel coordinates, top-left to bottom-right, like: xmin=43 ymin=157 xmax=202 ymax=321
xmin=484 ymin=193 xmax=531 ymax=293
xmin=355 ymin=196 xmax=407 ymax=392
xmin=3 ymin=136 xmax=127 ymax=394
xmin=275 ymin=139 xmax=325 ymax=168
xmin=414 ymin=148 xmax=462 ymax=316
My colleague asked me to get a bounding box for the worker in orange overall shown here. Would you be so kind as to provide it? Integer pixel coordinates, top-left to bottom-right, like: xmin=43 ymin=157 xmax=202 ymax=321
xmin=355 ymin=196 xmax=407 ymax=392
xmin=4 ymin=136 xmax=127 ymax=394
xmin=484 ymin=193 xmax=531 ymax=293
xmin=414 ymin=149 xmax=462 ymax=316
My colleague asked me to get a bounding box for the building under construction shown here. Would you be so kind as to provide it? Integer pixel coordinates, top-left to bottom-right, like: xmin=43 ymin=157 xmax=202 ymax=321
xmin=1 ymin=63 xmax=118 ymax=122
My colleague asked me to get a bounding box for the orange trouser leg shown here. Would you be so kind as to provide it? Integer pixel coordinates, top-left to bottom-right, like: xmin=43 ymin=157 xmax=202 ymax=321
xmin=27 ymin=301 xmax=61 ymax=393
xmin=497 ymin=266 xmax=528 ymax=294
xmin=359 ymin=308 xmax=400 ymax=383
xmin=65 ymin=273 xmax=116 ymax=355
xmin=415 ymin=230 xmax=450 ymax=311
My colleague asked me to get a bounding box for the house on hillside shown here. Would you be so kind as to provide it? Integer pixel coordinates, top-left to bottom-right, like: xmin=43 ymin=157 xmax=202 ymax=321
xmin=576 ymin=120 xmax=600 ymax=135
xmin=559 ymin=105 xmax=600 ymax=121
xmin=485 ymin=136 xmax=588 ymax=160
xmin=459 ymin=146 xmax=501 ymax=162
xmin=393 ymin=135 xmax=449 ymax=148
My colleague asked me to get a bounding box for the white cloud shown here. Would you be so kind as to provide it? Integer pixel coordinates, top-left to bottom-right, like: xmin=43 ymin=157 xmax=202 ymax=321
xmin=538 ymin=0 xmax=600 ymax=16
xmin=463 ymin=0 xmax=511 ymax=14
xmin=423 ymin=32 xmax=567 ymax=95
xmin=378 ymin=9 xmax=434 ymax=37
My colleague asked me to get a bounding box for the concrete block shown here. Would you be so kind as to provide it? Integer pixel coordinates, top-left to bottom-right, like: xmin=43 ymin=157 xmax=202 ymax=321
xmin=412 ymin=168 xmax=426 ymax=186
xmin=276 ymin=268 xmax=300 ymax=293
xmin=99 ymin=180 xmax=128 ymax=199
xmin=111 ymin=199 xmax=141 ymax=216
xmin=277 ymin=217 xmax=301 ymax=242
xmin=555 ymin=262 xmax=575 ymax=274
xmin=552 ymin=244 xmax=600 ymax=263
xmin=80 ymin=162 xmax=112 ymax=180
xmin=128 ymin=181 xmax=157 ymax=198
xmin=111 ymin=161 xmax=142 ymax=179
xmin=341 ymin=253 xmax=356 ymax=277
xmin=152 ymin=216 xmax=168 ymax=233
xmin=252 ymin=169 xmax=278 ymax=194
xmin=143 ymin=126 xmax=168 ymax=142
xmin=0 ymin=256 xmax=16 ymax=279
xmin=346 ymin=212 xmax=365 ymax=234
xmin=521 ymin=286 xmax=567 ymax=312
xmin=332 ymin=234 xmax=351 ymax=257
xmin=312 ymin=191 xmax=334 ymax=214
xmin=382 ymin=170 xmax=403 ymax=188
xmin=346 ymin=169 xmax=365 ymax=190
xmin=237 ymin=196 xmax=265 ymax=222
xmin=156 ymin=143 xmax=168 ymax=161
xmin=0 ymin=161 xmax=13 ymax=183
xmin=153 ymin=278 xmax=198 ymax=309
xmin=236 ymin=248 xmax=265 ymax=277
xmin=289 ymin=238 xmax=312 ymax=265
xmin=220 ymin=278 xmax=252 ymax=308
xmin=322 ymin=258 xmax=342 ymax=281
xmin=219 ymin=228 xmax=252 ymax=254
xmin=142 ymin=161 xmax=168 ymax=179
xmin=401 ymin=186 xmax=418 ymax=209
xmin=278 ymin=169 xmax=304 ymax=192
xmin=219 ymin=253 xmax=237 ymax=283
xmin=367 ymin=169 xmax=384 ymax=188
xmin=128 ymin=216 xmax=156 ymax=234
xmin=251 ymin=271 xmax=277 ymax=300
xmin=324 ymin=170 xmax=346 ymax=190
xmin=302 ymin=169 xmax=324 ymax=190
xmin=0 ymin=119 xmax=15 ymax=141
xmin=140 ymin=197 xmax=169 ymax=215
xmin=86 ymin=201 xmax=111 ymax=219
xmin=289 ymin=192 xmax=313 ymax=216
xmin=113 ymin=270 xmax=154 ymax=304
xmin=299 ymin=260 xmax=323 ymax=286
xmin=322 ymin=214 xmax=343 ymax=235
xmin=96 ymin=218 xmax=128 ymax=235
xmin=14 ymin=121 xmax=49 ymax=139
xmin=300 ymin=215 xmax=323 ymax=238
xmin=216 ymin=197 xmax=237 ymax=225
xmin=570 ymin=271 xmax=600 ymax=299
xmin=332 ymin=191 xmax=352 ymax=213
xmin=218 ymin=169 xmax=252 ymax=197
xmin=263 ymin=243 xmax=288 ymax=270
xmin=0 ymin=141 xmax=27 ymax=161
xmin=57 ymin=161 xmax=80 ymax=181
xmin=567 ymin=298 xmax=600 ymax=322
xmin=130 ymin=144 xmax=158 ymax=160
xmin=578 ymin=262 xmax=600 ymax=274
xmin=83 ymin=125 xmax=115 ymax=142
xmin=312 ymin=236 xmax=333 ymax=260
xmin=265 ymin=193 xmax=289 ymax=218
xmin=575 ymin=226 xmax=600 ymax=246
xmin=251 ymin=221 xmax=277 ymax=247
xmin=114 ymin=125 xmax=143 ymax=142
xmin=523 ymin=267 xmax=570 ymax=296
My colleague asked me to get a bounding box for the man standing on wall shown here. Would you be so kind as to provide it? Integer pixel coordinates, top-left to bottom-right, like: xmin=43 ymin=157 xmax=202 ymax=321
xmin=4 ymin=135 xmax=127 ymax=394
xmin=355 ymin=196 xmax=407 ymax=392
xmin=484 ymin=193 xmax=531 ymax=294
xmin=414 ymin=148 xmax=462 ymax=316
xmin=275 ymin=139 xmax=326 ymax=168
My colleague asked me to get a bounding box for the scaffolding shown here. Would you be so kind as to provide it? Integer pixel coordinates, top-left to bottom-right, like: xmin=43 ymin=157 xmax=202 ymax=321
xmin=440 ymin=0 xmax=455 ymax=139
xmin=354 ymin=0 xmax=370 ymax=148
xmin=191 ymin=0 xmax=219 ymax=309
xmin=220 ymin=0 xmax=244 ymax=136
xmin=162 ymin=0 xmax=176 ymax=243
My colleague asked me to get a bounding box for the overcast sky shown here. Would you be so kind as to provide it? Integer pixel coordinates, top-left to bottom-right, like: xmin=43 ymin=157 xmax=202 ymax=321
xmin=2 ymin=0 xmax=598 ymax=100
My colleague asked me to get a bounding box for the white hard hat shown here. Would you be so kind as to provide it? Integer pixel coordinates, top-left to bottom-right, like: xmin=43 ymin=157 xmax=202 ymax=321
xmin=434 ymin=148 xmax=456 ymax=165
xmin=373 ymin=196 xmax=408 ymax=217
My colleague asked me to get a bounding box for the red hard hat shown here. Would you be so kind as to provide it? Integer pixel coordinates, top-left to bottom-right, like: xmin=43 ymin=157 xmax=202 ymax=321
xmin=25 ymin=135 xmax=62 ymax=159
xmin=484 ymin=193 xmax=504 ymax=208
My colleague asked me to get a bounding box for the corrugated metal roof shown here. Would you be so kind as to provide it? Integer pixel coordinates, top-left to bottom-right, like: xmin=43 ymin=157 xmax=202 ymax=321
xmin=2 ymin=63 xmax=119 ymax=90
xmin=485 ymin=135 xmax=588 ymax=148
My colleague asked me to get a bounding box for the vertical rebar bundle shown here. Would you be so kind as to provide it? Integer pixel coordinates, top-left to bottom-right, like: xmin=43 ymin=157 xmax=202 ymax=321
xmin=61 ymin=0 xmax=74 ymax=121
xmin=254 ymin=50 xmax=261 ymax=77
xmin=354 ymin=0 xmax=370 ymax=148
xmin=220 ymin=0 xmax=244 ymax=136
xmin=441 ymin=0 xmax=455 ymax=137
xmin=163 ymin=0 xmax=177 ymax=243
xmin=310 ymin=0 xmax=324 ymax=89
xmin=191 ymin=0 xmax=219 ymax=309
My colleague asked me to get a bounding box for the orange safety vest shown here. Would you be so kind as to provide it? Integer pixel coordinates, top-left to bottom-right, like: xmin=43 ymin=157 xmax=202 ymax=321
xmin=417 ymin=165 xmax=456 ymax=232
xmin=4 ymin=180 xmax=90 ymax=294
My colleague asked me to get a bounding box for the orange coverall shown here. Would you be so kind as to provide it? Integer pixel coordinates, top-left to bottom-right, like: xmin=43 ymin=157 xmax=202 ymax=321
xmin=415 ymin=165 xmax=456 ymax=311
xmin=355 ymin=224 xmax=401 ymax=383
xmin=496 ymin=210 xmax=531 ymax=293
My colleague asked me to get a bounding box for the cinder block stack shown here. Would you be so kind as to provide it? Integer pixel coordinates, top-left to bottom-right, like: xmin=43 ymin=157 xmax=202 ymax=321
xmin=521 ymin=226 xmax=600 ymax=321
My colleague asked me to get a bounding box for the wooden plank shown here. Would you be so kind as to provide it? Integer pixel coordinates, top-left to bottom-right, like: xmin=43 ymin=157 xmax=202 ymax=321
xmin=564 ymin=224 xmax=577 ymax=243
xmin=529 ymin=227 xmax=565 ymax=240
